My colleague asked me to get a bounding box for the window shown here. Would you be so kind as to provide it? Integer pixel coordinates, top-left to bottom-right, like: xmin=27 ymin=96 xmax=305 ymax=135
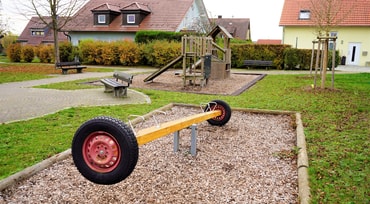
xmin=299 ymin=10 xmax=310 ymax=20
xmin=31 ymin=30 xmax=44 ymax=36
xmin=329 ymin=32 xmax=338 ymax=50
xmin=98 ymin=14 xmax=106 ymax=24
xmin=127 ymin=14 xmax=135 ymax=24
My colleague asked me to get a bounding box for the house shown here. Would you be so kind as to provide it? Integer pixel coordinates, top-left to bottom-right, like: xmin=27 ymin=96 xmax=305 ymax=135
xmin=279 ymin=0 xmax=370 ymax=66
xmin=17 ymin=17 xmax=68 ymax=45
xmin=210 ymin=16 xmax=251 ymax=41
xmin=63 ymin=0 xmax=210 ymax=45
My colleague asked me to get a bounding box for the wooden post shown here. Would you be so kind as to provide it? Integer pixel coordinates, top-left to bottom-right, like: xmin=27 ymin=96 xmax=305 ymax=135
xmin=314 ymin=39 xmax=321 ymax=88
xmin=331 ymin=38 xmax=337 ymax=89
xmin=182 ymin=36 xmax=187 ymax=87
xmin=316 ymin=36 xmax=338 ymax=89
xmin=310 ymin=41 xmax=317 ymax=76
xmin=321 ymin=38 xmax=328 ymax=89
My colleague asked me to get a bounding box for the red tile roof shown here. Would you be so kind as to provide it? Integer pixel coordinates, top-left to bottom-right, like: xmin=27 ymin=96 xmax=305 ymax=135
xmin=122 ymin=2 xmax=151 ymax=12
xmin=256 ymin=39 xmax=282 ymax=45
xmin=211 ymin=17 xmax=250 ymax=40
xmin=92 ymin=3 xmax=121 ymax=12
xmin=65 ymin=0 xmax=197 ymax=32
xmin=17 ymin=17 xmax=68 ymax=45
xmin=279 ymin=0 xmax=370 ymax=26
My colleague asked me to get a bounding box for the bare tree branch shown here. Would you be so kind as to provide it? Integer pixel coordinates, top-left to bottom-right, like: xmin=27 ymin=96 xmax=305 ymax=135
xmin=308 ymin=0 xmax=360 ymax=89
xmin=309 ymin=0 xmax=356 ymax=36
xmin=15 ymin=0 xmax=88 ymax=63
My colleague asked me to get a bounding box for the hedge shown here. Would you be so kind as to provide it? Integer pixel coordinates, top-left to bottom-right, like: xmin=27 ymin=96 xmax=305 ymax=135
xmin=231 ymin=44 xmax=289 ymax=69
xmin=284 ymin=48 xmax=340 ymax=70
xmin=135 ymin=31 xmax=184 ymax=44
xmin=5 ymin=39 xmax=341 ymax=70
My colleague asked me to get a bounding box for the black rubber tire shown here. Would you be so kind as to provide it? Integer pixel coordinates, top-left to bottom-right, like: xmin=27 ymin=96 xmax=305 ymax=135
xmin=204 ymin=100 xmax=232 ymax=126
xmin=72 ymin=116 xmax=138 ymax=185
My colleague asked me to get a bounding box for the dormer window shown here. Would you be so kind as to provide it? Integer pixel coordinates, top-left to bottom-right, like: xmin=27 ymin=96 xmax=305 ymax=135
xmin=98 ymin=15 xmax=106 ymax=24
xmin=91 ymin=3 xmax=121 ymax=26
xmin=127 ymin=14 xmax=135 ymax=24
xmin=31 ymin=29 xmax=45 ymax=36
xmin=299 ymin=10 xmax=311 ymax=20
xmin=121 ymin=2 xmax=151 ymax=26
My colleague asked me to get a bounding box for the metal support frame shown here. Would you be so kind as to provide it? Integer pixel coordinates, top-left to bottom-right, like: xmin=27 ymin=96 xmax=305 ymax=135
xmin=173 ymin=124 xmax=198 ymax=156
xmin=174 ymin=131 xmax=180 ymax=152
xmin=190 ymin=124 xmax=197 ymax=156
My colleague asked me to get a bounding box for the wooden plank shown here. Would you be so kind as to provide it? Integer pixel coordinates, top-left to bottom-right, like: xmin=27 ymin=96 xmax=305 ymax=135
xmin=136 ymin=110 xmax=221 ymax=145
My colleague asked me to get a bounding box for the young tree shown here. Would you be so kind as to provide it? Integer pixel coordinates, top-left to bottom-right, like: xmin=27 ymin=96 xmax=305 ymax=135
xmin=16 ymin=0 xmax=87 ymax=63
xmin=309 ymin=0 xmax=354 ymax=88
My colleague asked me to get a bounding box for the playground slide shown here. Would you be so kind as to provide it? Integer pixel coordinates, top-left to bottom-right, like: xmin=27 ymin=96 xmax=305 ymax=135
xmin=144 ymin=55 xmax=183 ymax=82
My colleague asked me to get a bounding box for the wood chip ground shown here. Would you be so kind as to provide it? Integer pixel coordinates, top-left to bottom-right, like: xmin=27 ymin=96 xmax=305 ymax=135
xmin=1 ymin=106 xmax=298 ymax=203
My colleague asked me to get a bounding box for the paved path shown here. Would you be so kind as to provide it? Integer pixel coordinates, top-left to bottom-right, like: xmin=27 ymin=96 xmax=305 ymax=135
xmin=233 ymin=65 xmax=370 ymax=75
xmin=0 ymin=69 xmax=153 ymax=124
xmin=1 ymin=66 xmax=368 ymax=124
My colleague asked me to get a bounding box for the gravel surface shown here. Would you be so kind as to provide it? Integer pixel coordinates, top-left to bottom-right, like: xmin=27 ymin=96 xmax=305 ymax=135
xmin=130 ymin=70 xmax=263 ymax=95
xmin=1 ymin=105 xmax=298 ymax=203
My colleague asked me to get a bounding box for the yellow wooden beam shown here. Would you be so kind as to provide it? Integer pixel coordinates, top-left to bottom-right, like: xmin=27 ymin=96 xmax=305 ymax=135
xmin=136 ymin=110 xmax=221 ymax=145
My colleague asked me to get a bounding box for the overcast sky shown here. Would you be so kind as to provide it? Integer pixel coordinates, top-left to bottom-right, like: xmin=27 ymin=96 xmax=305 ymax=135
xmin=2 ymin=0 xmax=29 ymax=34
xmin=2 ymin=0 xmax=285 ymax=41
xmin=203 ymin=0 xmax=285 ymax=40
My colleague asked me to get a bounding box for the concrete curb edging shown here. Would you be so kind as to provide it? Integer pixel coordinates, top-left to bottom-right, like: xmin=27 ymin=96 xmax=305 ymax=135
xmin=296 ymin=113 xmax=311 ymax=204
xmin=0 ymin=104 xmax=311 ymax=204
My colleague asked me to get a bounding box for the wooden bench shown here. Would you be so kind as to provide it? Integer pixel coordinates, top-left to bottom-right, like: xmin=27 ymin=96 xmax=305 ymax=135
xmin=243 ymin=60 xmax=274 ymax=68
xmin=100 ymin=71 xmax=133 ymax=97
xmin=55 ymin=62 xmax=87 ymax=74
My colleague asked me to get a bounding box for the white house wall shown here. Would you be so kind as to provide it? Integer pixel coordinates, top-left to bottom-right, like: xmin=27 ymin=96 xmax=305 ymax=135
xmin=282 ymin=26 xmax=370 ymax=66
xmin=69 ymin=32 xmax=136 ymax=46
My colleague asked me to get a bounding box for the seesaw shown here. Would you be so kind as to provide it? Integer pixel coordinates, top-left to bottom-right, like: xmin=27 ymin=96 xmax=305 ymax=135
xmin=71 ymin=100 xmax=231 ymax=185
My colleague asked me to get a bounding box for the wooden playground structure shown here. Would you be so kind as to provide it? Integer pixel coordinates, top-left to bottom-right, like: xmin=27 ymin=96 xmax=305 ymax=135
xmin=144 ymin=25 xmax=233 ymax=87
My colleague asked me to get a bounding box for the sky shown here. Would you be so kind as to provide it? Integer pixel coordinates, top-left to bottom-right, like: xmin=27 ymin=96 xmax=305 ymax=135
xmin=2 ymin=0 xmax=285 ymax=41
xmin=203 ymin=0 xmax=285 ymax=40
xmin=2 ymin=0 xmax=30 ymax=34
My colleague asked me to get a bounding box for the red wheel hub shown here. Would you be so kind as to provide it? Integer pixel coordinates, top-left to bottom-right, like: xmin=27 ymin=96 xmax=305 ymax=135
xmin=82 ymin=131 xmax=121 ymax=173
xmin=212 ymin=105 xmax=226 ymax=121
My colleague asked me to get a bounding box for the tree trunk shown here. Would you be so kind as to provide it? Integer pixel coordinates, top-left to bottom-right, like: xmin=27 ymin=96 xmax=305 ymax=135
xmin=53 ymin=27 xmax=60 ymax=64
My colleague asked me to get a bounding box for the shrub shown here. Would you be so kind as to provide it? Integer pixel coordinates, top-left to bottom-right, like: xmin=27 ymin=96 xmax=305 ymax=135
xmin=117 ymin=40 xmax=141 ymax=66
xmin=142 ymin=40 xmax=181 ymax=67
xmin=92 ymin=41 xmax=106 ymax=65
xmin=100 ymin=42 xmax=120 ymax=65
xmin=328 ymin=50 xmax=340 ymax=69
xmin=284 ymin=48 xmax=301 ymax=69
xmin=38 ymin=45 xmax=54 ymax=63
xmin=78 ymin=39 xmax=99 ymax=64
xmin=21 ymin=45 xmax=35 ymax=62
xmin=7 ymin=43 xmax=22 ymax=62
xmin=1 ymin=35 xmax=18 ymax=55
xmin=59 ymin=42 xmax=73 ymax=62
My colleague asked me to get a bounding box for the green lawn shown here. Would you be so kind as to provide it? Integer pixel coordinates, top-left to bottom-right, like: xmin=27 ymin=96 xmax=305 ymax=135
xmin=0 ymin=71 xmax=368 ymax=203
